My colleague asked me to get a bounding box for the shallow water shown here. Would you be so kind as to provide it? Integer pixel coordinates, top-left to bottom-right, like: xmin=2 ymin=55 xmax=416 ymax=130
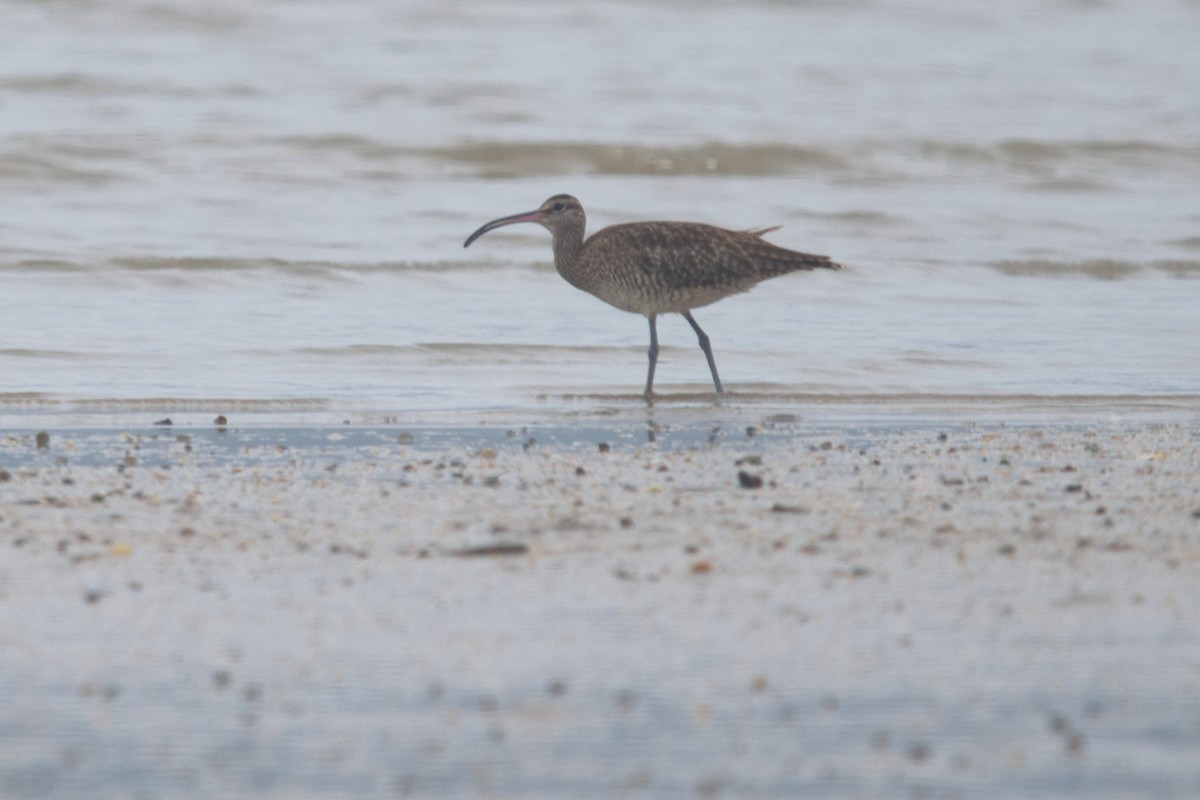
xmin=1 ymin=0 xmax=1198 ymax=425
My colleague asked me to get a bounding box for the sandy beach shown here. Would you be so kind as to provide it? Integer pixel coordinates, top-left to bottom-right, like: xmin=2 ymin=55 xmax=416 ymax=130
xmin=2 ymin=415 xmax=1198 ymax=798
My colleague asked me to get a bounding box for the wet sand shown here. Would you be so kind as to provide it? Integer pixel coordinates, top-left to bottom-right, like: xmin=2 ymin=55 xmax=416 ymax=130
xmin=1 ymin=418 xmax=1199 ymax=798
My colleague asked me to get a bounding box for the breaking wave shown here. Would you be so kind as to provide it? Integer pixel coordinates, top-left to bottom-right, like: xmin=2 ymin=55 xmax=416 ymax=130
xmin=990 ymin=259 xmax=1200 ymax=279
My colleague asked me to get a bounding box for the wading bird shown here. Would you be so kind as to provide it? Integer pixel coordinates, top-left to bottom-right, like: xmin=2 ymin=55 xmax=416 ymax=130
xmin=464 ymin=194 xmax=840 ymax=400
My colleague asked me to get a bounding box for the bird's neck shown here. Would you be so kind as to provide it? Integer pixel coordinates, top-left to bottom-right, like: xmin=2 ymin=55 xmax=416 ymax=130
xmin=550 ymin=224 xmax=589 ymax=291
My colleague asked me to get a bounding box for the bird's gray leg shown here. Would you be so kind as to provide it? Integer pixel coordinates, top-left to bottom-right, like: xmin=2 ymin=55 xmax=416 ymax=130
xmin=683 ymin=311 xmax=725 ymax=394
xmin=644 ymin=314 xmax=659 ymax=401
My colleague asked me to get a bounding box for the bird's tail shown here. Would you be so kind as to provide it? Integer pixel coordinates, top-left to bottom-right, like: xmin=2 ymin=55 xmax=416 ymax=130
xmin=775 ymin=251 xmax=842 ymax=272
xmin=743 ymin=226 xmax=843 ymax=274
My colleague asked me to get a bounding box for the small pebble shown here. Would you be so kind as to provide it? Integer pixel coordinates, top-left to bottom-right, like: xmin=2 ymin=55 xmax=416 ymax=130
xmin=451 ymin=543 xmax=529 ymax=558
xmin=908 ymin=743 xmax=932 ymax=762
xmin=737 ymin=471 xmax=763 ymax=489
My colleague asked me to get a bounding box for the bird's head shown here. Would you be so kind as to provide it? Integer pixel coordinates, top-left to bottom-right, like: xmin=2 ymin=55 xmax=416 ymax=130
xmin=463 ymin=194 xmax=585 ymax=247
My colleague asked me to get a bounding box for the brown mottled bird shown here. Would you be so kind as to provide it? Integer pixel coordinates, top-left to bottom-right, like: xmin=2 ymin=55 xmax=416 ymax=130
xmin=463 ymin=194 xmax=840 ymax=399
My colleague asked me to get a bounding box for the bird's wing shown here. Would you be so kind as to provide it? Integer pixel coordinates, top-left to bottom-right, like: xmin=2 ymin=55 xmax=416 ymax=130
xmin=589 ymin=222 xmax=834 ymax=291
xmin=586 ymin=222 xmax=758 ymax=291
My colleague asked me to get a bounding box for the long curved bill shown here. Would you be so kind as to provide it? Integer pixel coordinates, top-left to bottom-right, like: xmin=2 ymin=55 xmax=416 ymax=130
xmin=463 ymin=209 xmax=544 ymax=248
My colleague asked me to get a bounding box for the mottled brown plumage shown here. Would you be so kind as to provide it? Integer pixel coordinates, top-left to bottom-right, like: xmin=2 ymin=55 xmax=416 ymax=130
xmin=464 ymin=194 xmax=840 ymax=398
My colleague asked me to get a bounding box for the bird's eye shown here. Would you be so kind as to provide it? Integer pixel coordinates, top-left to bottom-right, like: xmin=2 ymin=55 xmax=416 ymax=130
xmin=552 ymin=202 xmax=565 ymax=212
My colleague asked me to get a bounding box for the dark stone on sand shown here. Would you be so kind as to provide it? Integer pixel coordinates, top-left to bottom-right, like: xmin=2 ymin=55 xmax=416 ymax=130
xmin=737 ymin=471 xmax=763 ymax=489
xmin=450 ymin=542 xmax=529 ymax=557
xmin=153 ymin=418 xmax=172 ymax=426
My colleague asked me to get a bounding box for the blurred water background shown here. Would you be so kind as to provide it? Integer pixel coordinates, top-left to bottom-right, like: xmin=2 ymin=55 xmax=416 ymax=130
xmin=1 ymin=0 xmax=1198 ymax=423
